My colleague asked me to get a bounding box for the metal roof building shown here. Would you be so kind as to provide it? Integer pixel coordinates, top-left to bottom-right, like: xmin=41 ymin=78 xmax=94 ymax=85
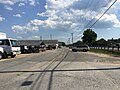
xmin=18 ymin=40 xmax=58 ymax=46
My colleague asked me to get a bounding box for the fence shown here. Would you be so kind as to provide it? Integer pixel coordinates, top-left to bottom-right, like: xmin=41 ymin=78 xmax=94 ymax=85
xmin=91 ymin=46 xmax=120 ymax=52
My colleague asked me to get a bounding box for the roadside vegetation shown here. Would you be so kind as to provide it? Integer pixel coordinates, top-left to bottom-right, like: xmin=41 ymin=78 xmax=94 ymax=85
xmin=69 ymin=29 xmax=120 ymax=56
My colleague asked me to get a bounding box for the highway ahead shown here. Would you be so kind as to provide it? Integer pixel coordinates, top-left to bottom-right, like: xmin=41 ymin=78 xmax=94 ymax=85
xmin=0 ymin=48 xmax=120 ymax=90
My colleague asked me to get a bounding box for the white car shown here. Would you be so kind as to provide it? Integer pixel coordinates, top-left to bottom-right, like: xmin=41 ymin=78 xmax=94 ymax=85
xmin=72 ymin=45 xmax=90 ymax=52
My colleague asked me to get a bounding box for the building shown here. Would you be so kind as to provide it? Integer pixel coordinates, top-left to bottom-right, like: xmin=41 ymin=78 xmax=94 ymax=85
xmin=108 ymin=38 xmax=120 ymax=46
xmin=19 ymin=40 xmax=59 ymax=49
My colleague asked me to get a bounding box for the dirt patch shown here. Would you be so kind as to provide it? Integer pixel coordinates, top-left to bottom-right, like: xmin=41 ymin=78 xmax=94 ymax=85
xmin=87 ymin=52 xmax=120 ymax=59
xmin=16 ymin=54 xmax=32 ymax=58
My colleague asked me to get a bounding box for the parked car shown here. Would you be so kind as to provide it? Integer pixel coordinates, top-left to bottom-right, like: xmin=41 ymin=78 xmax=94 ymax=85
xmin=39 ymin=45 xmax=46 ymax=52
xmin=72 ymin=45 xmax=90 ymax=52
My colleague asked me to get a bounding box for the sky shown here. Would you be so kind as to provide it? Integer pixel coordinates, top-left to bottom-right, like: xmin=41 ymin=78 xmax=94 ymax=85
xmin=0 ymin=0 xmax=120 ymax=43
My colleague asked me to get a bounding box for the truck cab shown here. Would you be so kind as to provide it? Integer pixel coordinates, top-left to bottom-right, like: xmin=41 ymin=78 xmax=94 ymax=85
xmin=0 ymin=38 xmax=21 ymax=58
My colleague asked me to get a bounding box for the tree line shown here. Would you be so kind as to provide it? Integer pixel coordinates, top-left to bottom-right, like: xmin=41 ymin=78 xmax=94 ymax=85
xmin=59 ymin=29 xmax=120 ymax=47
xmin=77 ymin=29 xmax=120 ymax=47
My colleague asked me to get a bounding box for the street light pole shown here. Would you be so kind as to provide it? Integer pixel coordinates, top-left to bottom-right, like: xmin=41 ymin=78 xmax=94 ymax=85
xmin=50 ymin=34 xmax=52 ymax=41
xmin=71 ymin=33 xmax=73 ymax=44
xmin=67 ymin=38 xmax=70 ymax=45
xmin=40 ymin=36 xmax=42 ymax=41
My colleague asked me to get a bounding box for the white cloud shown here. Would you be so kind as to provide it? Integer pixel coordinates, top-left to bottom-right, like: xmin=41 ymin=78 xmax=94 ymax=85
xmin=17 ymin=36 xmax=23 ymax=39
xmin=12 ymin=22 xmax=39 ymax=34
xmin=30 ymin=19 xmax=44 ymax=26
xmin=0 ymin=16 xmax=5 ymax=22
xmin=12 ymin=25 xmax=27 ymax=33
xmin=29 ymin=0 xmax=36 ymax=6
xmin=36 ymin=1 xmax=39 ymax=5
xmin=13 ymin=14 xmax=22 ymax=18
xmin=92 ymin=14 xmax=120 ymax=29
xmin=4 ymin=5 xmax=13 ymax=11
xmin=22 ymin=12 xmax=25 ymax=14
xmin=37 ymin=13 xmax=41 ymax=16
xmin=41 ymin=0 xmax=120 ymax=29
xmin=18 ymin=3 xmax=25 ymax=6
xmin=0 ymin=0 xmax=37 ymax=6
xmin=0 ymin=0 xmax=15 ymax=5
xmin=12 ymin=0 xmax=120 ymax=34
xmin=31 ymin=36 xmax=40 ymax=39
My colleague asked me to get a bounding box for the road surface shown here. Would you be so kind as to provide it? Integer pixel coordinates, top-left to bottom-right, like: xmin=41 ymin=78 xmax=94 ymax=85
xmin=0 ymin=48 xmax=120 ymax=90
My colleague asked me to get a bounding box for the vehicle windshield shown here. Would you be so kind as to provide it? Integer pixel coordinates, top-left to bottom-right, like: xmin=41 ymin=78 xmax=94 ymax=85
xmin=10 ymin=40 xmax=20 ymax=47
xmin=0 ymin=39 xmax=10 ymax=46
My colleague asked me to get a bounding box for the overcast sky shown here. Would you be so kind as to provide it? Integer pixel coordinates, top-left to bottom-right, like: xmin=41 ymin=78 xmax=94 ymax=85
xmin=0 ymin=0 xmax=120 ymax=43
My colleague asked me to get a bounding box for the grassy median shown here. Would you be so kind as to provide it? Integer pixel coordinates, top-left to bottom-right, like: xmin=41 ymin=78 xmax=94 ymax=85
xmin=90 ymin=48 xmax=120 ymax=57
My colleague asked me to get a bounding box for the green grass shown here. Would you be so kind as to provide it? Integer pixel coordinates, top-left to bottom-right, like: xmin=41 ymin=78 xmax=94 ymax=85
xmin=90 ymin=48 xmax=120 ymax=57
xmin=16 ymin=73 xmax=21 ymax=76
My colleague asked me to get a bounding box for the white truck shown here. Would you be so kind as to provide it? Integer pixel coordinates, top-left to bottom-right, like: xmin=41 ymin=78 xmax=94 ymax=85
xmin=72 ymin=45 xmax=90 ymax=52
xmin=0 ymin=47 xmax=4 ymax=60
xmin=0 ymin=32 xmax=21 ymax=59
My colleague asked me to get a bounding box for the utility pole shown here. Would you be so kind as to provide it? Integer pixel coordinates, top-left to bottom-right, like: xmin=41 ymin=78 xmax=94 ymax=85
xmin=50 ymin=34 xmax=52 ymax=41
xmin=50 ymin=34 xmax=53 ymax=44
xmin=67 ymin=38 xmax=70 ymax=45
xmin=40 ymin=36 xmax=42 ymax=41
xmin=71 ymin=33 xmax=73 ymax=44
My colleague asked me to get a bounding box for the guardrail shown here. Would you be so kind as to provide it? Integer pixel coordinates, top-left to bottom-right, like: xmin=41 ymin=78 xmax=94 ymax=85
xmin=91 ymin=46 xmax=120 ymax=52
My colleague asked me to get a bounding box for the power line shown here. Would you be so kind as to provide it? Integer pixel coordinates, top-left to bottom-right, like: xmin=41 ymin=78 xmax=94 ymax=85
xmin=89 ymin=0 xmax=117 ymax=28
xmin=74 ymin=0 xmax=99 ymax=38
xmin=75 ymin=0 xmax=117 ymax=39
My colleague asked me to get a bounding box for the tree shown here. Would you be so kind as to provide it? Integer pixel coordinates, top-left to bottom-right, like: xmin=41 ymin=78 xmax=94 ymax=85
xmin=93 ymin=38 xmax=108 ymax=46
xmin=73 ymin=41 xmax=86 ymax=46
xmin=82 ymin=29 xmax=97 ymax=46
xmin=59 ymin=42 xmax=66 ymax=46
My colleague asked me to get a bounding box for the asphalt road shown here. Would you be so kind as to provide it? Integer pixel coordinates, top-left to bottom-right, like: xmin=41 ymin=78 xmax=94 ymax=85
xmin=0 ymin=48 xmax=120 ymax=90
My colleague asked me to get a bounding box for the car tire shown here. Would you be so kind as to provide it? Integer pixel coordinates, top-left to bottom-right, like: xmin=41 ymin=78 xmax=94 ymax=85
xmin=72 ymin=49 xmax=77 ymax=52
xmin=11 ymin=54 xmax=16 ymax=58
xmin=2 ymin=52 xmax=8 ymax=59
xmin=82 ymin=49 xmax=87 ymax=52
xmin=72 ymin=49 xmax=75 ymax=52
xmin=0 ymin=52 xmax=2 ymax=60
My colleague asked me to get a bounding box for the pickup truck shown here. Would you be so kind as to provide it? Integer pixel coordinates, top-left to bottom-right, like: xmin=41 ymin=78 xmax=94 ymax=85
xmin=72 ymin=45 xmax=90 ymax=52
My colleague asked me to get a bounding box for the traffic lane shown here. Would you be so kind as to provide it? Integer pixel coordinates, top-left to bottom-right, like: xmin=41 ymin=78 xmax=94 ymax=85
xmin=0 ymin=49 xmax=64 ymax=90
xmin=47 ymin=69 xmax=119 ymax=90
xmin=0 ymin=48 xmax=67 ymax=90
xmin=1 ymin=65 xmax=119 ymax=90
xmin=0 ymin=49 xmax=62 ymax=71
xmin=63 ymin=51 xmax=120 ymax=63
xmin=56 ymin=50 xmax=120 ymax=70
xmin=17 ymin=61 xmax=120 ymax=90
xmin=0 ymin=48 xmax=120 ymax=90
xmin=91 ymin=62 xmax=120 ymax=87
xmin=50 ymin=51 xmax=120 ymax=90
xmin=17 ymin=49 xmax=120 ymax=90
